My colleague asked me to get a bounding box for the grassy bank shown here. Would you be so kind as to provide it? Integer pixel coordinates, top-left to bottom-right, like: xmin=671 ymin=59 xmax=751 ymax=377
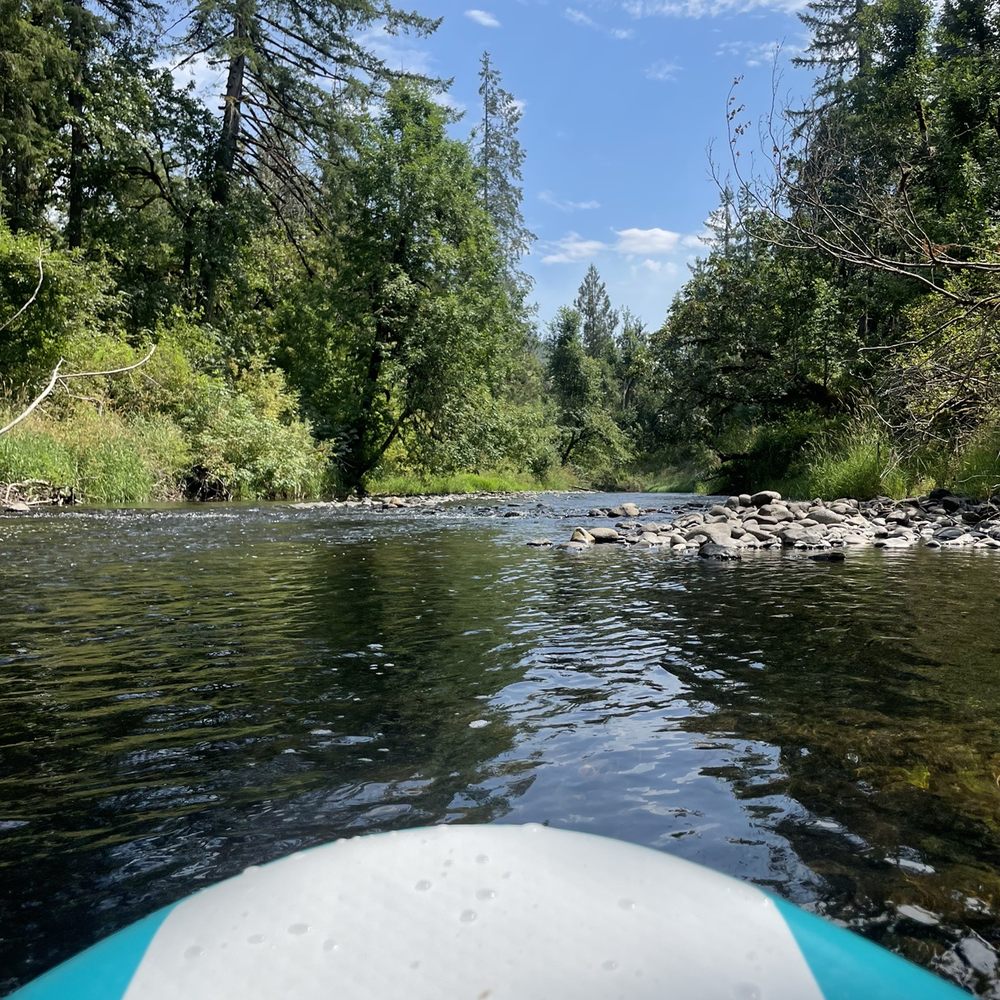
xmin=646 ymin=420 xmax=1000 ymax=501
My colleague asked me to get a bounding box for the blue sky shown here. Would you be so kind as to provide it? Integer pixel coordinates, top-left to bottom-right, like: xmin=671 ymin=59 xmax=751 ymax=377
xmin=369 ymin=0 xmax=813 ymax=330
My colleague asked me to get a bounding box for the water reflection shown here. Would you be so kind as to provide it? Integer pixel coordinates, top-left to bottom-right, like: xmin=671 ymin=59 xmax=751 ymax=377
xmin=1 ymin=498 xmax=999 ymax=994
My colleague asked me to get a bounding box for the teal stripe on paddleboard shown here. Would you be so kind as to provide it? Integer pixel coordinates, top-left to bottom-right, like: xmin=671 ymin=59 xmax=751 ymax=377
xmin=773 ymin=897 xmax=966 ymax=999
xmin=9 ymin=904 xmax=176 ymax=1000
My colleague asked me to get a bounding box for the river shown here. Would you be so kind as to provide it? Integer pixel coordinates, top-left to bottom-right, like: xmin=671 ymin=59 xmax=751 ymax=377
xmin=1 ymin=493 xmax=999 ymax=994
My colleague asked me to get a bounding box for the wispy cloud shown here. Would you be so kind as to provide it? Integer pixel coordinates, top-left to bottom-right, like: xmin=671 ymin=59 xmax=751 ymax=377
xmin=564 ymin=6 xmax=634 ymax=39
xmin=624 ymin=0 xmax=807 ymax=17
xmin=644 ymin=60 xmax=682 ymax=81
xmin=715 ymin=39 xmax=800 ymax=66
xmin=565 ymin=6 xmax=597 ymax=27
xmin=616 ymin=227 xmax=681 ymax=254
xmin=542 ymin=225 xmax=697 ymax=264
xmin=465 ymin=8 xmax=501 ymax=27
xmin=640 ymin=258 xmax=680 ymax=276
xmin=540 ymin=190 xmax=601 ymax=212
xmin=360 ymin=27 xmax=434 ymax=76
xmin=541 ymin=232 xmax=609 ymax=264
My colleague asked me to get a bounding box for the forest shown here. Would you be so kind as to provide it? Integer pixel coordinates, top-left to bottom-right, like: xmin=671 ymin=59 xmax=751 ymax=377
xmin=1 ymin=0 xmax=999 ymax=503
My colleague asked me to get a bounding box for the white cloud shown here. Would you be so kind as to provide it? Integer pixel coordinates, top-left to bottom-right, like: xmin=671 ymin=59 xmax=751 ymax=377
xmin=565 ymin=7 xmax=598 ymax=27
xmin=624 ymin=0 xmax=808 ymax=18
xmin=715 ymin=39 xmax=800 ymax=66
xmin=565 ymin=6 xmax=634 ymax=39
xmin=616 ymin=227 xmax=681 ymax=254
xmin=541 ymin=232 xmax=609 ymax=264
xmin=682 ymin=231 xmax=711 ymax=248
xmin=360 ymin=26 xmax=434 ymax=76
xmin=465 ymin=9 xmax=501 ymax=27
xmin=644 ymin=60 xmax=682 ymax=81
xmin=640 ymin=258 xmax=680 ymax=276
xmin=159 ymin=53 xmax=224 ymax=109
xmin=433 ymin=90 xmax=467 ymax=115
xmin=540 ymin=190 xmax=601 ymax=212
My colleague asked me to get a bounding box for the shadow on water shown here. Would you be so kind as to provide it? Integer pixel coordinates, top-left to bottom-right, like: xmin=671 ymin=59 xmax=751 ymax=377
xmin=0 ymin=510 xmax=532 ymax=990
xmin=1 ymin=498 xmax=1000 ymax=994
xmin=651 ymin=551 xmax=1000 ymax=994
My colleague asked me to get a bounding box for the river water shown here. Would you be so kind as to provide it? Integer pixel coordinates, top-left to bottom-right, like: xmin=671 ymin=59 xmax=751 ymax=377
xmin=1 ymin=492 xmax=999 ymax=994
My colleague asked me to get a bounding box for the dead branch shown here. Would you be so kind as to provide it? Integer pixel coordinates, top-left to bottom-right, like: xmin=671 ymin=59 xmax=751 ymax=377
xmin=0 ymin=345 xmax=156 ymax=437
xmin=0 ymin=243 xmax=44 ymax=336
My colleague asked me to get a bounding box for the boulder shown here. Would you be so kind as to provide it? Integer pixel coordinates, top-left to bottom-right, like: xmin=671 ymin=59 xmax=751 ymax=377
xmin=700 ymin=542 xmax=742 ymax=560
xmin=589 ymin=527 xmax=621 ymax=543
xmin=738 ymin=494 xmax=752 ymax=507
xmin=809 ymin=508 xmax=847 ymax=525
xmin=751 ymin=490 xmax=782 ymax=506
xmin=620 ymin=502 xmax=641 ymax=517
xmin=570 ymin=527 xmax=595 ymax=544
xmin=525 ymin=538 xmax=552 ymax=547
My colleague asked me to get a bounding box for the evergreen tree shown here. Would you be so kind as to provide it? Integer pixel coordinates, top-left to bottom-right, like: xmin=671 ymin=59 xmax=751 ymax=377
xmin=475 ymin=52 xmax=534 ymax=302
xmin=574 ymin=263 xmax=618 ymax=361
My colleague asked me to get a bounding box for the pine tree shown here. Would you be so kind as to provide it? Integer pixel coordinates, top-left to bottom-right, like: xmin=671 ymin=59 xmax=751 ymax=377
xmin=475 ymin=52 xmax=534 ymax=302
xmin=574 ymin=264 xmax=617 ymax=361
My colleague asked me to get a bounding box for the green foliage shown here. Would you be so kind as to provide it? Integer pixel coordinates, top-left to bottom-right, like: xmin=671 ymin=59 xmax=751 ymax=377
xmin=182 ymin=364 xmax=330 ymax=501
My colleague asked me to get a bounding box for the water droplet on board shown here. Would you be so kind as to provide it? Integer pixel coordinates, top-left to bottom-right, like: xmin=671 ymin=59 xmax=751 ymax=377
xmin=247 ymin=934 xmax=265 ymax=945
xmin=601 ymin=960 xmax=618 ymax=972
xmin=460 ymin=909 xmax=478 ymax=923
xmin=476 ymin=888 xmax=496 ymax=901
xmin=184 ymin=945 xmax=204 ymax=960
xmin=322 ymin=939 xmax=338 ymax=953
xmin=415 ymin=879 xmax=432 ymax=892
xmin=618 ymin=898 xmax=636 ymax=911
xmin=475 ymin=854 xmax=489 ymax=864
xmin=733 ymin=983 xmax=761 ymax=1000
xmin=288 ymin=923 xmax=309 ymax=935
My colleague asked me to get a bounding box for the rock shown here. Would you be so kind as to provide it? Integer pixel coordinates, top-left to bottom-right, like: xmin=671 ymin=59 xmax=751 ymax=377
xmin=699 ymin=542 xmax=742 ymax=560
xmin=526 ymin=538 xmax=552 ymax=547
xmin=941 ymin=496 xmax=964 ymax=513
xmin=3 ymin=501 xmax=31 ymax=512
xmin=738 ymin=494 xmax=752 ymax=507
xmin=808 ymin=551 xmax=846 ymax=561
xmin=809 ymin=507 xmax=847 ymax=525
xmin=620 ymin=502 xmax=641 ymax=517
xmin=559 ymin=541 xmax=589 ymax=551
xmin=708 ymin=504 xmax=731 ymax=517
xmin=685 ymin=522 xmax=732 ymax=544
xmin=759 ymin=504 xmax=794 ymax=522
xmin=607 ymin=506 xmax=626 ymax=518
xmin=589 ymin=527 xmax=621 ymax=544
xmin=588 ymin=508 xmax=606 ymax=518
xmin=934 ymin=526 xmax=965 ymax=541
xmin=725 ymin=496 xmax=741 ymax=510
xmin=570 ymin=527 xmax=595 ymax=544
xmin=751 ymin=490 xmax=782 ymax=506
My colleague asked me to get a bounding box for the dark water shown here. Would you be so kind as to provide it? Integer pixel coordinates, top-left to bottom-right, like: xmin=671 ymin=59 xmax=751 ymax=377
xmin=2 ymin=493 xmax=1000 ymax=995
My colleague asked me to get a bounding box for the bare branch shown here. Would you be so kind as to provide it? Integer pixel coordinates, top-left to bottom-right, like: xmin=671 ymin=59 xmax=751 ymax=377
xmin=0 ymin=346 xmax=157 ymax=437
xmin=0 ymin=244 xmax=44 ymax=336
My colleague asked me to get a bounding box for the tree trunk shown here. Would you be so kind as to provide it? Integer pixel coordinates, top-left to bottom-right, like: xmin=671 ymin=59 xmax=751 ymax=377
xmin=213 ymin=14 xmax=247 ymax=209
xmin=67 ymin=0 xmax=86 ymax=248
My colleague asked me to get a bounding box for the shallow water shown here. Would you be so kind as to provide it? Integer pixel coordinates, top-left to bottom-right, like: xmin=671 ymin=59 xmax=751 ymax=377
xmin=1 ymin=493 xmax=999 ymax=994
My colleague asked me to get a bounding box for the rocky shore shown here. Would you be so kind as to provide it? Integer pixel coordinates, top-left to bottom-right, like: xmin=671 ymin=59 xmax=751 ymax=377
xmin=537 ymin=489 xmax=1000 ymax=558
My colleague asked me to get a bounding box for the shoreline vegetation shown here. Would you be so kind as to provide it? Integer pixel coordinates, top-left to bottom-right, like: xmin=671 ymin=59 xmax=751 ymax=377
xmin=3 ymin=0 xmax=1000 ymax=511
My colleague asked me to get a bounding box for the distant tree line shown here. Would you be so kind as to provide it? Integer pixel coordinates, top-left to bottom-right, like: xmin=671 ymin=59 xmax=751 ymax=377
xmin=2 ymin=0 xmax=998 ymax=501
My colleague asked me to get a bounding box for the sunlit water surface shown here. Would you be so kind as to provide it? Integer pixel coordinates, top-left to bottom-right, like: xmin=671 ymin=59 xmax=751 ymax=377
xmin=1 ymin=493 xmax=999 ymax=994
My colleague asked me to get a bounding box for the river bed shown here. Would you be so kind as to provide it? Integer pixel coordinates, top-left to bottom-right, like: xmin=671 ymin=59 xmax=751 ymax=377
xmin=1 ymin=493 xmax=999 ymax=994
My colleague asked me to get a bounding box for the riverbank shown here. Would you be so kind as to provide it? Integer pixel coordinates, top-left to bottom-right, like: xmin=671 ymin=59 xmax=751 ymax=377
xmin=543 ymin=489 xmax=1000 ymax=557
